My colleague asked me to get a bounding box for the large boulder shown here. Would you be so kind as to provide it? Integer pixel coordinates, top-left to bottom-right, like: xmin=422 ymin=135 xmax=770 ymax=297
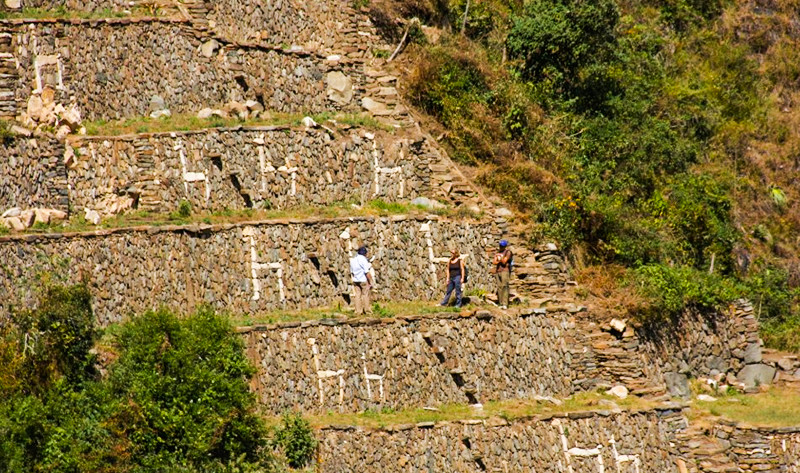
xmin=664 ymin=372 xmax=691 ymax=399
xmin=737 ymin=364 xmax=776 ymax=388
xmin=411 ymin=196 xmax=446 ymax=210
xmin=743 ymin=342 xmax=762 ymax=364
xmin=327 ymin=71 xmax=353 ymax=105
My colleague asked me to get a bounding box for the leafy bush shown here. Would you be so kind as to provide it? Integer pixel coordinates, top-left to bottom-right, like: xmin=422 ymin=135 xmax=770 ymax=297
xmin=507 ymin=0 xmax=619 ymax=84
xmin=274 ymin=412 xmax=317 ymax=469
xmin=631 ymin=264 xmax=741 ymax=320
xmin=176 ymin=199 xmax=192 ymax=218
xmin=11 ymin=284 xmax=97 ymax=393
xmin=108 ymin=306 xmax=269 ymax=469
xmin=0 ymin=288 xmax=282 ymax=473
xmin=761 ymin=315 xmax=800 ymax=352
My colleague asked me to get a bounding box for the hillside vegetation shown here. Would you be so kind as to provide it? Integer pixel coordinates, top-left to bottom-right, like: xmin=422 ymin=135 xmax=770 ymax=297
xmin=376 ymin=0 xmax=800 ymax=348
xmin=0 ymin=286 xmax=316 ymax=473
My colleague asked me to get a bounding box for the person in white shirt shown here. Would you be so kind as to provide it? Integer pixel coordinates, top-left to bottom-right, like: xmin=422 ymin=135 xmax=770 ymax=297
xmin=349 ymin=246 xmax=373 ymax=316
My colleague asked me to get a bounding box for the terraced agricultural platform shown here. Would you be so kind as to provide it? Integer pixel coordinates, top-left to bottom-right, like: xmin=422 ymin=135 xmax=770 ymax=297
xmin=1 ymin=0 xmax=799 ymax=471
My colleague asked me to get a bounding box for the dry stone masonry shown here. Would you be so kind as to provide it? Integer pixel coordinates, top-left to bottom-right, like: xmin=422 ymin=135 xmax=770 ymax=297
xmin=1 ymin=3 xmax=799 ymax=471
xmin=0 ymin=0 xmax=128 ymax=11
xmin=238 ymin=303 xmax=761 ymax=414
xmin=0 ymin=215 xmax=499 ymax=325
xmin=205 ymin=0 xmax=376 ymax=52
xmin=67 ymin=127 xmax=453 ymax=214
xmin=1 ymin=18 xmax=365 ymax=120
xmin=317 ymin=408 xmax=686 ymax=473
xmin=1 ymin=126 xmax=480 ymax=219
xmin=0 ymin=136 xmax=67 ymax=210
xmin=314 ymin=407 xmax=800 ymax=472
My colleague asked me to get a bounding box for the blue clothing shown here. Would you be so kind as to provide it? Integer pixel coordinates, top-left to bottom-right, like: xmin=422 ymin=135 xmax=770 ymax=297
xmin=440 ymin=275 xmax=463 ymax=307
xmin=350 ymin=254 xmax=372 ymax=283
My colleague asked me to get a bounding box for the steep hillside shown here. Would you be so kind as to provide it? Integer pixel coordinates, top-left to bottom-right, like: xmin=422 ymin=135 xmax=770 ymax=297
xmin=372 ymin=0 xmax=800 ymax=348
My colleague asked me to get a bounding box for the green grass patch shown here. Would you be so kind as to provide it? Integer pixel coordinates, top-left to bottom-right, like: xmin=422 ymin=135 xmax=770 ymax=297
xmin=290 ymin=391 xmax=656 ymax=429
xmin=0 ymin=6 xmax=156 ymax=20
xmin=12 ymin=199 xmax=459 ymax=236
xmin=230 ymin=299 xmax=472 ymax=327
xmin=82 ymin=111 xmax=393 ymax=137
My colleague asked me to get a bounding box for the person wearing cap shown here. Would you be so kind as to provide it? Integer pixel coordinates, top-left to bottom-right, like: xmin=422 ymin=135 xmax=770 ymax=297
xmin=492 ymin=239 xmax=513 ymax=309
xmin=350 ymin=245 xmax=373 ymax=316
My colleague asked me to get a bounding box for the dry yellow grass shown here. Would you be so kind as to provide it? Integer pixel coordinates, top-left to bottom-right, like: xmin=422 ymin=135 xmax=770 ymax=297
xmin=692 ymin=386 xmax=800 ymax=428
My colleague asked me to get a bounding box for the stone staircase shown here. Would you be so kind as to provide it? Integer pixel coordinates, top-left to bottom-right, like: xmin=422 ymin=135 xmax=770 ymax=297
xmin=675 ymin=423 xmax=741 ymax=473
xmin=422 ymin=323 xmax=486 ymax=406
xmin=582 ymin=322 xmax=668 ymax=398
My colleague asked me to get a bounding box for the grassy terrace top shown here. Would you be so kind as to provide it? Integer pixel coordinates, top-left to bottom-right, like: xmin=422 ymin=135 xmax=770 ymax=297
xmin=288 ymin=392 xmax=661 ymax=430
xmin=79 ymin=112 xmax=395 ymax=137
xmin=691 ymin=386 xmax=800 ymax=429
xmin=262 ymin=386 xmax=800 ymax=431
xmin=0 ymin=200 xmax=482 ymax=241
xmin=0 ymin=9 xmax=177 ymax=22
xmin=229 ymin=301 xmax=550 ymax=328
xmin=0 ymin=200 xmax=484 ymax=239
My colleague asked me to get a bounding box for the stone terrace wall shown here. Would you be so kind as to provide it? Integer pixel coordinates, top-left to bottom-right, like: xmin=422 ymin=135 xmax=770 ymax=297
xmin=674 ymin=421 xmax=800 ymax=473
xmin=0 ymin=136 xmax=68 ymax=211
xmin=0 ymin=216 xmax=498 ymax=325
xmin=637 ymin=301 xmax=763 ymax=396
xmin=242 ymin=310 xmax=583 ymax=414
xmin=3 ymin=18 xmax=364 ymax=120
xmin=0 ymin=0 xmax=127 ymax=10
xmin=1 ymin=128 xmax=466 ymax=215
xmin=239 ymin=305 xmax=759 ymax=414
xmin=317 ymin=408 xmax=687 ymax=472
xmin=717 ymin=424 xmax=800 ymax=473
xmin=68 ymin=128 xmax=446 ymax=213
xmin=206 ymin=0 xmax=377 ymax=52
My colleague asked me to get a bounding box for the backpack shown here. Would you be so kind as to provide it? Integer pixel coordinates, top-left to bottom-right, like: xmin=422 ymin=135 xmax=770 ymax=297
xmin=463 ymin=265 xmax=469 ymax=283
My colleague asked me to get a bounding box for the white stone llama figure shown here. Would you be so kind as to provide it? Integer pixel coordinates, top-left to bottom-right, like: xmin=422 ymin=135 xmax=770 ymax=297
xmin=361 ymin=352 xmax=385 ymax=403
xmin=242 ymin=227 xmax=285 ymax=302
xmin=306 ymin=338 xmax=345 ymax=408
xmin=553 ymin=418 xmax=605 ymax=473
xmin=609 ymin=435 xmax=640 ymax=473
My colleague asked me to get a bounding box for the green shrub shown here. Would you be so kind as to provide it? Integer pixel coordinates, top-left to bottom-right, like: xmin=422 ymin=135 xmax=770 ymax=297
xmin=274 ymin=412 xmax=317 ymax=469
xmin=0 ymin=289 xmax=279 ymax=472
xmin=371 ymin=302 xmax=395 ymax=318
xmin=507 ymin=0 xmax=619 ymax=84
xmin=177 ymin=199 xmax=192 ymax=218
xmin=108 ymin=306 xmax=269 ymax=468
xmin=761 ymin=315 xmax=800 ymax=352
xmin=631 ymin=264 xmax=741 ymax=320
xmin=11 ymin=284 xmax=97 ymax=393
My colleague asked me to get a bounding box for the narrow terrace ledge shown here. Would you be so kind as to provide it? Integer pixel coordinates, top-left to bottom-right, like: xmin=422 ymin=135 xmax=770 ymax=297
xmin=235 ymin=306 xmax=568 ymax=333
xmin=316 ymin=403 xmax=691 ymax=433
xmin=0 ymin=213 xmax=489 ymax=243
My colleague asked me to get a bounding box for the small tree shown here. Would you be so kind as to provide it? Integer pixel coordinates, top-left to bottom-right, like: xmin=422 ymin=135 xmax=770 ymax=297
xmin=507 ymin=0 xmax=619 ymax=84
xmin=274 ymin=412 xmax=317 ymax=469
xmin=12 ymin=284 xmax=97 ymax=393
